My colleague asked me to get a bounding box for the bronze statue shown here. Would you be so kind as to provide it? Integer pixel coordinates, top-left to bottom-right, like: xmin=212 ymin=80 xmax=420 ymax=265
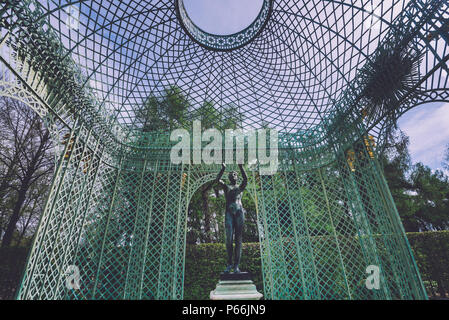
xmin=215 ymin=163 xmax=247 ymax=273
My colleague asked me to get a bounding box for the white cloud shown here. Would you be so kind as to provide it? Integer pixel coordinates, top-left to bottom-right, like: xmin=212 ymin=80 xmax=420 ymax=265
xmin=183 ymin=0 xmax=264 ymax=35
xmin=398 ymin=102 xmax=449 ymax=169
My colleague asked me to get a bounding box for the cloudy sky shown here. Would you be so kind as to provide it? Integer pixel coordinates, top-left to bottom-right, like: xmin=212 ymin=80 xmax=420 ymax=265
xmin=183 ymin=0 xmax=264 ymax=35
xmin=398 ymin=102 xmax=449 ymax=171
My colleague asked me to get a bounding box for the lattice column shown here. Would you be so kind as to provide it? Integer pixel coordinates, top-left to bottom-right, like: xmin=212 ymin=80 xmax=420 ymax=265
xmin=267 ymin=170 xmax=305 ymax=300
xmin=287 ymin=165 xmax=322 ymax=300
xmin=351 ymin=140 xmax=426 ymax=299
xmin=173 ymin=165 xmax=191 ymax=300
xmin=370 ymin=160 xmax=427 ymax=299
xmin=339 ymin=149 xmax=392 ymax=300
xmin=156 ymin=164 xmax=183 ymax=299
xmin=339 ymin=143 xmax=427 ymax=299
xmin=122 ymin=160 xmax=150 ymax=299
xmin=17 ymin=120 xmax=95 ymax=299
xmin=248 ymin=171 xmax=272 ymax=300
xmin=60 ymin=133 xmax=105 ymax=300
xmin=254 ymin=174 xmax=289 ymax=299
xmin=79 ymin=160 xmax=122 ymax=300
xmin=124 ymin=160 xmax=160 ymax=299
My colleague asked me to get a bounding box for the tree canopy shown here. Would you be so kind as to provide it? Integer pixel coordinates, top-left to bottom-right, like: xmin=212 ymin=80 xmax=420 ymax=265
xmin=382 ymin=130 xmax=449 ymax=232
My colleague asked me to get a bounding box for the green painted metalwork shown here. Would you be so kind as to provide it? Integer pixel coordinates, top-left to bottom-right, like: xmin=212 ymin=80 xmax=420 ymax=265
xmin=0 ymin=0 xmax=448 ymax=300
xmin=176 ymin=0 xmax=272 ymax=51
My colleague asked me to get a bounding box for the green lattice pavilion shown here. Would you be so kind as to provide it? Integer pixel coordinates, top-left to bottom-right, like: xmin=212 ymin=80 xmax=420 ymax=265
xmin=0 ymin=0 xmax=448 ymax=300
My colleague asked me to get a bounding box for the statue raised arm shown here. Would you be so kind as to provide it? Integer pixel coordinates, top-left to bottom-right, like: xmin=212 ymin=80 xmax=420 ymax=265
xmin=215 ymin=163 xmax=228 ymax=191
xmin=238 ymin=164 xmax=247 ymax=192
xmin=216 ymin=163 xmax=247 ymax=274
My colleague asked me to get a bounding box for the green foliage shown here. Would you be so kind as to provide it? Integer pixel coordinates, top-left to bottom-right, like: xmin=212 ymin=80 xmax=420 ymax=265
xmin=136 ymin=85 xmax=247 ymax=245
xmin=136 ymin=85 xmax=244 ymax=134
xmin=191 ymin=101 xmax=243 ymax=131
xmin=186 ymin=188 xmax=258 ymax=244
xmin=407 ymin=231 xmax=449 ymax=298
xmin=381 ymin=130 xmax=417 ymax=231
xmin=382 ymin=130 xmax=449 ymax=232
xmin=137 ymin=86 xmax=191 ymax=132
xmin=409 ymin=164 xmax=449 ymax=231
xmin=241 ymin=192 xmax=258 ymax=243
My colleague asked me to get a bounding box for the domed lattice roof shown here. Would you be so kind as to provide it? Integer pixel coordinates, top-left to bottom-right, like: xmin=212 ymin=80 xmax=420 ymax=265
xmin=25 ymin=0 xmax=411 ymax=134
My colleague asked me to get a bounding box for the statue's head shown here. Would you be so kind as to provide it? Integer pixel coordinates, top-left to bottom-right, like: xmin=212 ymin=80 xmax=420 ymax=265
xmin=228 ymin=171 xmax=238 ymax=185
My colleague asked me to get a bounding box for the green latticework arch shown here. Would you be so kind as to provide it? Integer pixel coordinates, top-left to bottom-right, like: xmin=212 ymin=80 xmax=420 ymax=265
xmin=0 ymin=0 xmax=448 ymax=299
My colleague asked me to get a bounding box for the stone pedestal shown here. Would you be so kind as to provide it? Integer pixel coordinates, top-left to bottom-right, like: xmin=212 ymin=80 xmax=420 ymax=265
xmin=210 ymin=272 xmax=263 ymax=300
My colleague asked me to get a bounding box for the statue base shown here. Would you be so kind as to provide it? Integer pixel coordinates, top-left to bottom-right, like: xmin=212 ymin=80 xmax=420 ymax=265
xmin=210 ymin=272 xmax=263 ymax=300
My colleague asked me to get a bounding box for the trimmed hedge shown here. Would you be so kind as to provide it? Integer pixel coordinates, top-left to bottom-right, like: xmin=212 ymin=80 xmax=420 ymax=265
xmin=184 ymin=231 xmax=449 ymax=299
xmin=0 ymin=246 xmax=29 ymax=300
xmin=1 ymin=231 xmax=448 ymax=299
xmin=184 ymin=243 xmax=263 ymax=300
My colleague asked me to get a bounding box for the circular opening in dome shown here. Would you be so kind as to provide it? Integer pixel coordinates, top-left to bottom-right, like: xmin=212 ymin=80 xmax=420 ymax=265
xmin=176 ymin=0 xmax=272 ymax=51
xmin=183 ymin=0 xmax=264 ymax=36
